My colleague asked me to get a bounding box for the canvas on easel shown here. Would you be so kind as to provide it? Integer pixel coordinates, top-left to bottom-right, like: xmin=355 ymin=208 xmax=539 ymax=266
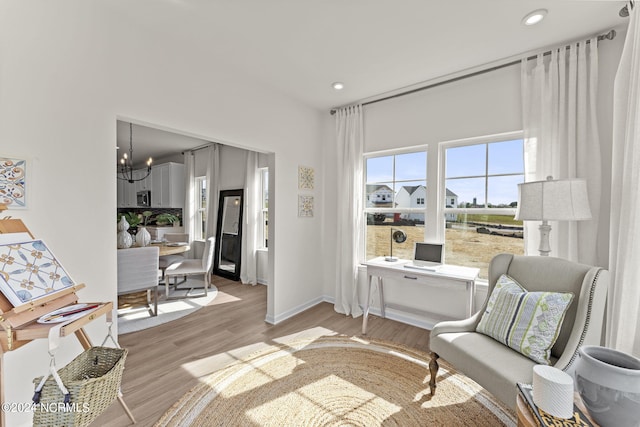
xmin=0 ymin=239 xmax=76 ymax=308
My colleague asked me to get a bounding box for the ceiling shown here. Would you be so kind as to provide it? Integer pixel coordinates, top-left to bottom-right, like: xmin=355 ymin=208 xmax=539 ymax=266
xmin=115 ymin=0 xmax=628 ymax=163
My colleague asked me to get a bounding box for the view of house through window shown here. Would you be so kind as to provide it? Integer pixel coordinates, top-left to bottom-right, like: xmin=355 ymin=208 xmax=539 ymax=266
xmin=443 ymin=138 xmax=525 ymax=277
xmin=364 ymin=136 xmax=525 ymax=279
xmin=365 ymin=150 xmax=427 ymax=261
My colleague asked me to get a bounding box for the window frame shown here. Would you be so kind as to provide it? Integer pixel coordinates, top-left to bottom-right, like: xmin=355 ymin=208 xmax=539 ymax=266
xmin=195 ymin=175 xmax=207 ymax=241
xmin=259 ymin=167 xmax=269 ymax=249
xmin=439 ymin=131 xmax=524 ymax=219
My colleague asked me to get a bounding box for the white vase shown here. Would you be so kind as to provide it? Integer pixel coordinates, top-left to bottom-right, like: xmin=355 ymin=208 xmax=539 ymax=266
xmin=117 ymin=216 xmax=133 ymax=249
xmin=135 ymin=226 xmax=151 ymax=247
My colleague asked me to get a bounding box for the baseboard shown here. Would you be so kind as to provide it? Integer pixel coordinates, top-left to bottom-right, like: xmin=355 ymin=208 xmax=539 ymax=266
xmin=264 ymin=295 xmax=328 ymax=325
xmin=265 ymin=293 xmax=440 ymax=330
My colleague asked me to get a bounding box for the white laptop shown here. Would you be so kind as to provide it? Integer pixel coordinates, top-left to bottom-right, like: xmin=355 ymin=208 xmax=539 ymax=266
xmin=405 ymin=242 xmax=444 ymax=271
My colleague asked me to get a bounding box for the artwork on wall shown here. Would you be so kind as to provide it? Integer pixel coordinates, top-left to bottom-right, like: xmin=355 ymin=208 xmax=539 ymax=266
xmin=0 ymin=157 xmax=26 ymax=208
xmin=298 ymin=195 xmax=314 ymax=218
xmin=298 ymin=166 xmax=314 ymax=190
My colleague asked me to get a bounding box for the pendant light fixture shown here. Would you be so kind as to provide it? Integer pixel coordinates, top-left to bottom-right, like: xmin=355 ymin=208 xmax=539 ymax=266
xmin=118 ymin=123 xmax=152 ymax=183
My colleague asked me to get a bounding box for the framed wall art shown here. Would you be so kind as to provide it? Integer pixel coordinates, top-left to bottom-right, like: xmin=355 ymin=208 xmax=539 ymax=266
xmin=298 ymin=166 xmax=314 ymax=190
xmin=298 ymin=195 xmax=314 ymax=218
xmin=0 ymin=157 xmax=26 ymax=208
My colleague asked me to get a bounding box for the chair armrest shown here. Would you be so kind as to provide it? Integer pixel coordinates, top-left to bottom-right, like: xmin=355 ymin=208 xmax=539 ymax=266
xmin=554 ymin=267 xmax=609 ymax=372
xmin=431 ymin=310 xmax=484 ymax=337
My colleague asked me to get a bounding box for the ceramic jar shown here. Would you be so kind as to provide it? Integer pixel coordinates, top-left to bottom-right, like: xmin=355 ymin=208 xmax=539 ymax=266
xmin=135 ymin=226 xmax=151 ymax=247
xmin=574 ymin=345 xmax=640 ymax=427
xmin=117 ymin=216 xmax=133 ymax=249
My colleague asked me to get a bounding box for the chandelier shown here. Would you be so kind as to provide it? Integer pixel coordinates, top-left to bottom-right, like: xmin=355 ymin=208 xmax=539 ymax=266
xmin=118 ymin=123 xmax=152 ymax=183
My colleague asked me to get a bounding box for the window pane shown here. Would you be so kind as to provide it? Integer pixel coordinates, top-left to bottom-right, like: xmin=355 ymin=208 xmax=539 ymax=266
xmin=395 ymin=151 xmax=426 ymax=181
xmin=488 ymin=139 xmax=524 ymax=175
xmin=366 ymin=183 xmax=395 ymax=207
xmin=394 ymin=181 xmax=427 ymax=208
xmin=487 ymin=175 xmax=523 ymax=207
xmin=445 ymin=213 xmax=524 ymax=279
xmin=446 ymin=145 xmax=486 ymax=178
xmin=445 ymin=177 xmax=485 ymax=207
xmin=366 ymin=156 xmax=393 ymax=183
xmin=366 ymin=213 xmax=425 ymax=261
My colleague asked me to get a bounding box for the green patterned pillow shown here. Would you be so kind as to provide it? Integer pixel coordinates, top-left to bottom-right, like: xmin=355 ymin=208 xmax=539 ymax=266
xmin=476 ymin=274 xmax=574 ymax=364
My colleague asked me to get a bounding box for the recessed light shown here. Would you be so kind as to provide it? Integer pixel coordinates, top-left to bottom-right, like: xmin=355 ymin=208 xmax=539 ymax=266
xmin=522 ymin=9 xmax=547 ymax=26
xmin=332 ymin=82 xmax=345 ymax=91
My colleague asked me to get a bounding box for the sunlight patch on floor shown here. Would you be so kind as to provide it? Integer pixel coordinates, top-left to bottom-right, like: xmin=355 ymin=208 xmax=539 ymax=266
xmin=245 ymin=374 xmax=401 ymax=425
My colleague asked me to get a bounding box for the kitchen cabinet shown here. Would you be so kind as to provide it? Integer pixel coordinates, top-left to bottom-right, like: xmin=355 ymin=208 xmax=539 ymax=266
xmin=134 ymin=169 xmax=152 ymax=193
xmin=151 ymin=162 xmax=185 ymax=208
xmin=117 ymin=178 xmax=137 ymax=208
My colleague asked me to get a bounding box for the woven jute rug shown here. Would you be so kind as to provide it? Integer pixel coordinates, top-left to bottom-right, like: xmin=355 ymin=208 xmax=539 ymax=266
xmin=155 ymin=335 xmax=516 ymax=426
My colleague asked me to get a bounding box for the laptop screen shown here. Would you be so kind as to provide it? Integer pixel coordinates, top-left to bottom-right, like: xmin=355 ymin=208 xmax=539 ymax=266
xmin=414 ymin=242 xmax=444 ymax=264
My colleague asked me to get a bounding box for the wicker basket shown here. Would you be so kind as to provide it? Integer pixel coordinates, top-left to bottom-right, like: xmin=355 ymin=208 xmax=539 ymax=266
xmin=32 ymin=346 xmax=128 ymax=427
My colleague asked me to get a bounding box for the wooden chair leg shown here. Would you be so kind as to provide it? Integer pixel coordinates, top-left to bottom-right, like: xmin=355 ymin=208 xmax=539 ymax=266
xmin=429 ymin=352 xmax=439 ymax=395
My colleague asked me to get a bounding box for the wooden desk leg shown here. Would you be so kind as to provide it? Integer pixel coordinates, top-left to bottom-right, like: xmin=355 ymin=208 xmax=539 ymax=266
xmin=74 ymin=328 xmax=137 ymax=424
xmin=378 ymin=277 xmax=385 ymax=318
xmin=362 ymin=275 xmax=373 ymax=335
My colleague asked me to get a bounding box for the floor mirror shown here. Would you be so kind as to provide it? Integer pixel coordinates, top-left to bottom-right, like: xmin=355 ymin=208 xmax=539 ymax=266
xmin=214 ymin=189 xmax=243 ymax=280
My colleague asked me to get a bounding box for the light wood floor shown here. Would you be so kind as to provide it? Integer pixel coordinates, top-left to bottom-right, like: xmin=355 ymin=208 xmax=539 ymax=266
xmin=97 ymin=277 xmax=431 ymax=426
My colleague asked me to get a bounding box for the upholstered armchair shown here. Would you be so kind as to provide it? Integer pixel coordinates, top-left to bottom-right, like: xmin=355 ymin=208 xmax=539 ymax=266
xmin=428 ymin=254 xmax=609 ymax=411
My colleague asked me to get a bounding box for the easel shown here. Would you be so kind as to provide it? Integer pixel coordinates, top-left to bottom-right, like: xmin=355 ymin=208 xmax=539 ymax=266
xmin=0 ymin=206 xmax=135 ymax=425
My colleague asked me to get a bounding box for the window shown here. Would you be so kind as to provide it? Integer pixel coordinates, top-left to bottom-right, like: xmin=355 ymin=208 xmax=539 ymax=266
xmin=195 ymin=176 xmax=207 ymax=241
xmin=362 ymin=133 xmax=525 ymax=280
xmin=365 ymin=150 xmax=427 ymax=261
xmin=260 ymin=168 xmax=269 ymax=248
xmin=442 ymin=137 xmax=525 ymax=278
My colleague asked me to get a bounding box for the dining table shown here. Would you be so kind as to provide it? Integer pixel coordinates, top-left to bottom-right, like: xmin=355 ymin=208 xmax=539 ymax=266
xmin=151 ymin=242 xmax=191 ymax=257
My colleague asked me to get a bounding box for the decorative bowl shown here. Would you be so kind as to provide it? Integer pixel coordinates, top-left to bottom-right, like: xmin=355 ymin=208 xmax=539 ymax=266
xmin=574 ymin=345 xmax=640 ymax=427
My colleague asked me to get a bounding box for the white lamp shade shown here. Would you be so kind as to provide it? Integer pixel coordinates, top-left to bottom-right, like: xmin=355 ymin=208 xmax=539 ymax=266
xmin=515 ymin=178 xmax=592 ymax=221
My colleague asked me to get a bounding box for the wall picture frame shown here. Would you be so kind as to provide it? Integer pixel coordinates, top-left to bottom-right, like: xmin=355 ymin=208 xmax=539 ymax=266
xmin=0 ymin=157 xmax=26 ymax=209
xmin=298 ymin=166 xmax=314 ymax=190
xmin=298 ymin=195 xmax=314 ymax=218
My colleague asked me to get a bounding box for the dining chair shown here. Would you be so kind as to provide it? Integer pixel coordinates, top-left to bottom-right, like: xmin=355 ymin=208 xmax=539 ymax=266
xmin=164 ymin=236 xmax=215 ymax=298
xmin=158 ymin=233 xmax=190 ymax=284
xmin=117 ymin=246 xmax=160 ymax=316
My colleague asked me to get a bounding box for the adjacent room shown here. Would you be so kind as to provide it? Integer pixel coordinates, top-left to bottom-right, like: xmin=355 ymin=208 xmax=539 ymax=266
xmin=1 ymin=1 xmax=638 ymax=426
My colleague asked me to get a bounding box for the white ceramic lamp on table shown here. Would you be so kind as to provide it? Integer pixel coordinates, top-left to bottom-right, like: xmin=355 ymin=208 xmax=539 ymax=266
xmin=515 ymin=176 xmax=592 ymax=256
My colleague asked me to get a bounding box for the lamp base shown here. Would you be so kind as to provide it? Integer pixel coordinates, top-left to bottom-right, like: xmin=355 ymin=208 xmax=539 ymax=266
xmin=538 ymin=221 xmax=552 ymax=256
xmin=384 ymin=256 xmax=399 ymax=262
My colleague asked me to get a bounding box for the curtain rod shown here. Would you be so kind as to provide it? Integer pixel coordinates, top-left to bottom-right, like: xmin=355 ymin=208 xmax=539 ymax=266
xmin=330 ymin=29 xmax=617 ymax=115
xmin=181 ymin=143 xmax=214 ymax=155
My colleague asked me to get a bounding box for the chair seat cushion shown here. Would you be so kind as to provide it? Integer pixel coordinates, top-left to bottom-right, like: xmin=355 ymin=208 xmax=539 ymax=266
xmin=430 ymin=330 xmax=545 ymax=409
xmin=476 ymin=274 xmax=574 ymax=364
xmin=159 ymin=254 xmax=185 ymax=269
xmin=165 ymin=259 xmax=206 ymax=276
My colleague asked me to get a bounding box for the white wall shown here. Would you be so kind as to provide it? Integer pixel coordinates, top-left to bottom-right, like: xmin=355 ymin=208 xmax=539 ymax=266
xmin=0 ymin=2 xmax=324 ymax=425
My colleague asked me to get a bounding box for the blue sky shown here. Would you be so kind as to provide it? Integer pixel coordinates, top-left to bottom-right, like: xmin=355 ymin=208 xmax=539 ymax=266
xmin=366 ymin=139 xmax=524 ymax=206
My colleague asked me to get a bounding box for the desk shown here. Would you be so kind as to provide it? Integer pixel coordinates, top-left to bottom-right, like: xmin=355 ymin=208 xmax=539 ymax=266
xmin=362 ymin=257 xmax=479 ymax=334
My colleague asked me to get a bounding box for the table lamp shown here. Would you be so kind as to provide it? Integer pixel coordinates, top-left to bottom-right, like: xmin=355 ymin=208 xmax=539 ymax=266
xmin=515 ymin=176 xmax=591 ymax=256
xmin=385 ymin=227 xmax=407 ymax=262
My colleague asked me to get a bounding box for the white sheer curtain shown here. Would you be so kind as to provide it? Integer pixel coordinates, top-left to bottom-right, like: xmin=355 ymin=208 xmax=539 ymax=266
xmin=205 ymin=144 xmax=220 ymax=240
xmin=240 ymin=151 xmax=259 ymax=285
xmin=334 ymin=105 xmax=364 ymax=317
xmin=521 ymin=39 xmax=601 ymax=264
xmin=608 ymin=2 xmax=640 ymax=357
xmin=183 ymin=151 xmax=196 ymax=244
